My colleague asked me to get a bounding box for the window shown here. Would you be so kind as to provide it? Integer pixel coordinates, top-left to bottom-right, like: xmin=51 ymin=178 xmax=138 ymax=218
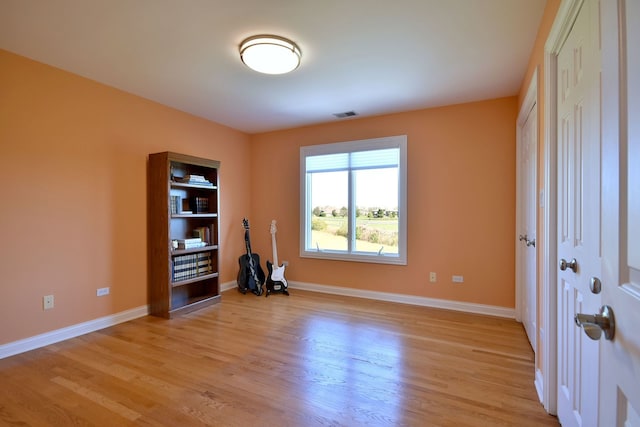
xmin=300 ymin=135 xmax=407 ymax=265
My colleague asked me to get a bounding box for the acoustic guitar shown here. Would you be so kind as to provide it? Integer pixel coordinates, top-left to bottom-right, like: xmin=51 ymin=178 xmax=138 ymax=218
xmin=266 ymin=220 xmax=289 ymax=297
xmin=237 ymin=218 xmax=264 ymax=296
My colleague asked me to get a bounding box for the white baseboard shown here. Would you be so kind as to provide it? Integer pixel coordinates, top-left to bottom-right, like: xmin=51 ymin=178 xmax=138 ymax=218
xmin=223 ymin=279 xmax=515 ymax=318
xmin=0 ymin=305 xmax=148 ymax=359
xmin=289 ymin=281 xmax=515 ymax=318
xmin=3 ymin=281 xmax=513 ymax=360
xmin=535 ymin=368 xmax=545 ymax=404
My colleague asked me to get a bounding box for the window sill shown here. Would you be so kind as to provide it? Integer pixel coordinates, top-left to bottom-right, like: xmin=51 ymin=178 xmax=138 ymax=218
xmin=300 ymin=250 xmax=407 ymax=266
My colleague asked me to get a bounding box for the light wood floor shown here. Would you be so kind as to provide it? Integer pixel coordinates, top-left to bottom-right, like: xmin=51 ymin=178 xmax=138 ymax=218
xmin=0 ymin=289 xmax=558 ymax=426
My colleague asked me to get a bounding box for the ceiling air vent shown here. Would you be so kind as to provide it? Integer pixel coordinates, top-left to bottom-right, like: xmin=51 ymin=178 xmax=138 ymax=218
xmin=333 ymin=111 xmax=357 ymax=118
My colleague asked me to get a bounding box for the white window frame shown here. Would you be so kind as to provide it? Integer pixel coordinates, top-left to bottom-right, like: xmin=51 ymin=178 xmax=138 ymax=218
xmin=299 ymin=135 xmax=407 ymax=265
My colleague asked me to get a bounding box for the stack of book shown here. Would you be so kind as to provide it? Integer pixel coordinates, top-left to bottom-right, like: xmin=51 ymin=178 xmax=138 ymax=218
xmin=176 ymin=238 xmax=206 ymax=249
xmin=175 ymin=174 xmax=214 ymax=187
xmin=172 ymin=252 xmax=212 ymax=282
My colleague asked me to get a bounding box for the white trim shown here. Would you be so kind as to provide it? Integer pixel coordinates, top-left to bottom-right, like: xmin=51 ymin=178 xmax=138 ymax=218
xmin=546 ymin=0 xmax=586 ymax=53
xmin=518 ymin=68 xmax=539 ymax=125
xmin=4 ymin=280 xmax=515 ymax=359
xmin=540 ymin=45 xmax=558 ymax=414
xmin=516 ymin=67 xmax=538 ymax=324
xmin=0 ymin=305 xmax=149 ymax=359
xmin=222 ymin=279 xmax=513 ymax=318
xmin=540 ymin=0 xmax=584 ymax=415
xmin=283 ymin=280 xmax=516 ymax=318
xmin=299 ymin=135 xmax=408 ymax=266
xmin=535 ymin=368 xmax=545 ymax=402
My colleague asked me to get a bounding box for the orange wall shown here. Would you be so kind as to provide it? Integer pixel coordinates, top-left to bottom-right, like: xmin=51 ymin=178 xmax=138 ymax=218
xmin=0 ymin=49 xmax=251 ymax=344
xmin=249 ymin=98 xmax=517 ymax=308
xmin=1 ymin=48 xmax=519 ymax=346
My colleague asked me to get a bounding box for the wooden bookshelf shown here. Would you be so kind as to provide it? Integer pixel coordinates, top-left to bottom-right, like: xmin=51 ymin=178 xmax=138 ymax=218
xmin=148 ymin=152 xmax=221 ymax=318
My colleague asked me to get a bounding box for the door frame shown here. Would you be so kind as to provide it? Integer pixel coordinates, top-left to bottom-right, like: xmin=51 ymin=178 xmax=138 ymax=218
xmin=539 ymin=0 xmax=586 ymax=415
xmin=515 ymin=67 xmax=538 ymax=331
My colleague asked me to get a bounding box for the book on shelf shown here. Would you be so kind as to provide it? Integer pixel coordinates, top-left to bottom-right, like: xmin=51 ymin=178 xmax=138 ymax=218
xmin=192 ymin=226 xmax=211 ymax=244
xmin=171 ymin=252 xmax=213 ymax=282
xmin=176 ymin=237 xmax=206 ymax=249
xmin=178 ymin=242 xmax=206 ymax=249
xmin=174 ymin=175 xmax=214 ymax=186
xmin=178 ymin=238 xmax=202 ymax=244
xmin=184 ymin=174 xmax=207 ymax=182
xmin=170 ymin=195 xmax=181 ymax=214
xmin=189 ymin=196 xmax=210 ymax=214
xmin=200 ymin=224 xmax=216 ymax=245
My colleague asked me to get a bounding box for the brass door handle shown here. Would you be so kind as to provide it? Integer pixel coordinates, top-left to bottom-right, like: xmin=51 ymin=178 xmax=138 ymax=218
xmin=559 ymin=258 xmax=578 ymax=272
xmin=575 ymin=305 xmax=615 ymax=340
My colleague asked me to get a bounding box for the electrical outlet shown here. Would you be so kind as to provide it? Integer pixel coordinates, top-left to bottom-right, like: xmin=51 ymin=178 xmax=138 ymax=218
xmin=282 ymin=260 xmax=289 ymax=267
xmin=43 ymin=295 xmax=54 ymax=310
xmin=97 ymin=287 xmax=110 ymax=297
xmin=429 ymin=272 xmax=437 ymax=283
xmin=452 ymin=275 xmax=464 ymax=283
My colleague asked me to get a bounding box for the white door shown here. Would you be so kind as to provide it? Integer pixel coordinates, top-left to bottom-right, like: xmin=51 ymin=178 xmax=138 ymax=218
xmin=599 ymin=0 xmax=640 ymax=425
xmin=519 ymin=101 xmax=538 ymax=349
xmin=556 ymin=0 xmax=602 ymax=425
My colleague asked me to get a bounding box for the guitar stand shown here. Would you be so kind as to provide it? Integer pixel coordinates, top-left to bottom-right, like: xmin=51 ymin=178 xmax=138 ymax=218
xmin=237 ymin=284 xmax=264 ymax=296
xmin=265 ymin=282 xmax=289 ymax=297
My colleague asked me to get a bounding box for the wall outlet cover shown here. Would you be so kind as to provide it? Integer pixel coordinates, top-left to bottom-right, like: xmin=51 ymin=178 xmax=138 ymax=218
xmin=43 ymin=295 xmax=54 ymax=310
xmin=97 ymin=287 xmax=110 ymax=297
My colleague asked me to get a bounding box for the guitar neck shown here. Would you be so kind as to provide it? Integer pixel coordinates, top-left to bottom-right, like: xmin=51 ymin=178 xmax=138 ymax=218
xmin=271 ymin=232 xmax=279 ymax=266
xmin=245 ymin=230 xmax=253 ymax=257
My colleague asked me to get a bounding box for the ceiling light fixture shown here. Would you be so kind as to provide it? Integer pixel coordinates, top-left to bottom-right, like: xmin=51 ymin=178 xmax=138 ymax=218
xmin=239 ymin=35 xmax=301 ymax=75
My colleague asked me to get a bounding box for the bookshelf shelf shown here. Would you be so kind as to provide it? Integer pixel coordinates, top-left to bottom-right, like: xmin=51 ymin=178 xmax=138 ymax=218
xmin=148 ymin=151 xmax=221 ymax=318
xmin=169 ymin=294 xmax=221 ymax=316
xmin=171 ymin=245 xmax=219 ymax=256
xmin=172 ymin=272 xmax=220 ymax=288
xmin=171 ymin=213 xmax=218 ymax=219
xmin=170 ymin=182 xmax=218 ymax=190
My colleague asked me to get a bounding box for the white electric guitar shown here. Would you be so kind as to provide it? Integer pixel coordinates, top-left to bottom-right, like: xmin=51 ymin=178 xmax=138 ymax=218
xmin=266 ymin=220 xmax=289 ymax=296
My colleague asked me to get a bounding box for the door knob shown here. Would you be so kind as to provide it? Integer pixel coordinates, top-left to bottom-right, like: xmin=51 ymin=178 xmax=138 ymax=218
xmin=575 ymin=305 xmax=615 ymax=340
xmin=559 ymin=258 xmax=578 ymax=272
xmin=519 ymin=234 xmax=535 ymax=247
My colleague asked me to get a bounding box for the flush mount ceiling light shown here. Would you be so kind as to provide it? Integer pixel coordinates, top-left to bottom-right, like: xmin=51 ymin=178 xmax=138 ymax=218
xmin=239 ymin=35 xmax=301 ymax=75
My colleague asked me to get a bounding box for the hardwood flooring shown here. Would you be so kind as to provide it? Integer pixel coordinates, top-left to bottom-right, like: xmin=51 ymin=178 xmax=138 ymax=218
xmin=0 ymin=289 xmax=559 ymax=426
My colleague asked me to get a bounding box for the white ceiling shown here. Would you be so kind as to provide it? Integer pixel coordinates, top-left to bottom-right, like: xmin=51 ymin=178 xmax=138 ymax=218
xmin=0 ymin=0 xmax=546 ymax=134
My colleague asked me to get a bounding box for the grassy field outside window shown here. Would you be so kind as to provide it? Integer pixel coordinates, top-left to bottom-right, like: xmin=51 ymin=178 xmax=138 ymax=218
xmin=311 ymin=215 xmax=399 ymax=254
